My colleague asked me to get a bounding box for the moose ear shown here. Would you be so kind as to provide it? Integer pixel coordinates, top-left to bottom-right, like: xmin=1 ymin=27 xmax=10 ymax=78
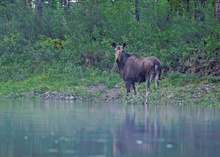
xmin=112 ymin=42 xmax=116 ymax=48
xmin=123 ymin=43 xmax=126 ymax=48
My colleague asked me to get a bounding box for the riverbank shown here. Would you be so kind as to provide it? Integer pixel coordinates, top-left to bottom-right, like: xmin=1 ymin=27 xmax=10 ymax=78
xmin=1 ymin=0 xmax=220 ymax=107
xmin=0 ymin=71 xmax=219 ymax=106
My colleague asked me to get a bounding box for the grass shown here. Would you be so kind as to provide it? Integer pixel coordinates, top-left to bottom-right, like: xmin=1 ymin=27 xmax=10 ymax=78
xmin=159 ymin=72 xmax=220 ymax=106
xmin=0 ymin=68 xmax=121 ymax=100
xmin=0 ymin=69 xmax=219 ymax=106
xmin=120 ymin=72 xmax=220 ymax=106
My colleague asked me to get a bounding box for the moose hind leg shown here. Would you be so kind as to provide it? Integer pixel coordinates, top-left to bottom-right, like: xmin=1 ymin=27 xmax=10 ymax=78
xmin=145 ymin=79 xmax=150 ymax=105
xmin=154 ymin=64 xmax=161 ymax=90
xmin=155 ymin=74 xmax=159 ymax=90
xmin=155 ymin=73 xmax=161 ymax=101
xmin=131 ymin=83 xmax=137 ymax=95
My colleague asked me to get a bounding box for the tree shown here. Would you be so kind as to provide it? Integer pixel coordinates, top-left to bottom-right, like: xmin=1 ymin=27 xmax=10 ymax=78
xmin=216 ymin=0 xmax=220 ymax=21
xmin=135 ymin=0 xmax=140 ymax=21
xmin=35 ymin=0 xmax=44 ymax=16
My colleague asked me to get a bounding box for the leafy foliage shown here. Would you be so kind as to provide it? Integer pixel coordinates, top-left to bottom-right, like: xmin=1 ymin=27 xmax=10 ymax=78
xmin=0 ymin=0 xmax=219 ymax=83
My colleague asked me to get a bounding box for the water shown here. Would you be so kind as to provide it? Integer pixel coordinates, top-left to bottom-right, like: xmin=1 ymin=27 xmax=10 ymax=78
xmin=0 ymin=100 xmax=220 ymax=157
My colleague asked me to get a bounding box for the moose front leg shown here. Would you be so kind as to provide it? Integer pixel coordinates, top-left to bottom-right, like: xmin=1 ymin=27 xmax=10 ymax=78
xmin=125 ymin=81 xmax=132 ymax=103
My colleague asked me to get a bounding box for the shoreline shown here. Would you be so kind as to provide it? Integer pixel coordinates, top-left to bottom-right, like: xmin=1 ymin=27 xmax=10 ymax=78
xmin=2 ymin=82 xmax=219 ymax=106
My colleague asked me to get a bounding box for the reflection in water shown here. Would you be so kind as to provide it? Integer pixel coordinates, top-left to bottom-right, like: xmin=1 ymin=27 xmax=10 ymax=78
xmin=0 ymin=100 xmax=220 ymax=157
xmin=113 ymin=106 xmax=157 ymax=156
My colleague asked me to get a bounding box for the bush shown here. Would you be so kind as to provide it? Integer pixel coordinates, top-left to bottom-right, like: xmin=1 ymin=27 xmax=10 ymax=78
xmin=0 ymin=0 xmax=219 ymax=82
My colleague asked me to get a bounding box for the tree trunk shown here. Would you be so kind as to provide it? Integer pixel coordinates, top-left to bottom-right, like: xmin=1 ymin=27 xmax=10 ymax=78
xmin=135 ymin=0 xmax=140 ymax=21
xmin=35 ymin=0 xmax=44 ymax=16
xmin=216 ymin=0 xmax=220 ymax=21
xmin=28 ymin=0 xmax=32 ymax=8
xmin=64 ymin=0 xmax=67 ymax=5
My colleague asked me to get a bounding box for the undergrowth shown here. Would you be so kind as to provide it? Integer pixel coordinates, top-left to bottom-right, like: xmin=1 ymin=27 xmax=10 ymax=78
xmin=0 ymin=1 xmax=219 ymax=105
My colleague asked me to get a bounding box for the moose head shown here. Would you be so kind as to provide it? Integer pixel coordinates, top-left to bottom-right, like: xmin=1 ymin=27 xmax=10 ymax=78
xmin=112 ymin=42 xmax=126 ymax=63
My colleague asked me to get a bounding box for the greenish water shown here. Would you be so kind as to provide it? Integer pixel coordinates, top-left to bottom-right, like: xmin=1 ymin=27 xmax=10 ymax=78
xmin=0 ymin=100 xmax=220 ymax=157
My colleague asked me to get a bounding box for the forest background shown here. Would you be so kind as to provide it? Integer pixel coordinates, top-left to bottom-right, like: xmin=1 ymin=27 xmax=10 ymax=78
xmin=0 ymin=0 xmax=219 ymax=104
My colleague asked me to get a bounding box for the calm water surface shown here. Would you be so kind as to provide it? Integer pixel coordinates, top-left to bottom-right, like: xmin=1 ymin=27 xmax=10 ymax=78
xmin=0 ymin=100 xmax=220 ymax=157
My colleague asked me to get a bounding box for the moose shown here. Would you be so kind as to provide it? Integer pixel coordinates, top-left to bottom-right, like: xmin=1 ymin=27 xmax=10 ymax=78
xmin=112 ymin=43 xmax=162 ymax=104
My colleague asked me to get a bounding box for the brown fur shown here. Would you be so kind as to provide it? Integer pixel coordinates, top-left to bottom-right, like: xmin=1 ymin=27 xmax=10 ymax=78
xmin=112 ymin=43 xmax=162 ymax=104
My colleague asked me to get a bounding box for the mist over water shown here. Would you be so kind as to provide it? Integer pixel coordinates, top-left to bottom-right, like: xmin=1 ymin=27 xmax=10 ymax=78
xmin=0 ymin=100 xmax=220 ymax=157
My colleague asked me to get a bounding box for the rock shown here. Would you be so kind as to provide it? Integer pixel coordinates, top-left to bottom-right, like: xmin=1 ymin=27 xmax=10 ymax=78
xmin=104 ymin=90 xmax=120 ymax=100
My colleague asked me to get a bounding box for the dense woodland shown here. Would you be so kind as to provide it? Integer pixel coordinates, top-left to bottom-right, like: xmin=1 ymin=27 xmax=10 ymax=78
xmin=0 ymin=0 xmax=220 ymax=82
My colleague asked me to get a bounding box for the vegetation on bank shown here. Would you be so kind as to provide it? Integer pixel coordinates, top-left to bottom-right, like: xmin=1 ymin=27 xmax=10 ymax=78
xmin=0 ymin=70 xmax=219 ymax=106
xmin=0 ymin=0 xmax=219 ymax=105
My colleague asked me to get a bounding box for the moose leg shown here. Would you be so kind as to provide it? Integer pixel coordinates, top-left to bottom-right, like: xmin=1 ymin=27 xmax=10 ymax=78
xmin=131 ymin=83 xmax=137 ymax=95
xmin=155 ymin=73 xmax=160 ymax=90
xmin=125 ymin=81 xmax=132 ymax=103
xmin=131 ymin=83 xmax=137 ymax=104
xmin=145 ymin=79 xmax=150 ymax=105
xmin=155 ymin=73 xmax=160 ymax=101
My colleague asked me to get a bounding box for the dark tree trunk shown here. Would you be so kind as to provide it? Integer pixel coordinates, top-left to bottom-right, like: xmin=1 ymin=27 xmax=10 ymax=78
xmin=60 ymin=0 xmax=67 ymax=6
xmin=27 ymin=0 xmax=32 ymax=8
xmin=35 ymin=0 xmax=44 ymax=16
xmin=64 ymin=0 xmax=67 ymax=5
xmin=135 ymin=0 xmax=140 ymax=21
xmin=216 ymin=0 xmax=220 ymax=21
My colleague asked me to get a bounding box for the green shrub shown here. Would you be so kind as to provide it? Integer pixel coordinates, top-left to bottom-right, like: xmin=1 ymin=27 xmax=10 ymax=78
xmin=0 ymin=0 xmax=219 ymax=82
